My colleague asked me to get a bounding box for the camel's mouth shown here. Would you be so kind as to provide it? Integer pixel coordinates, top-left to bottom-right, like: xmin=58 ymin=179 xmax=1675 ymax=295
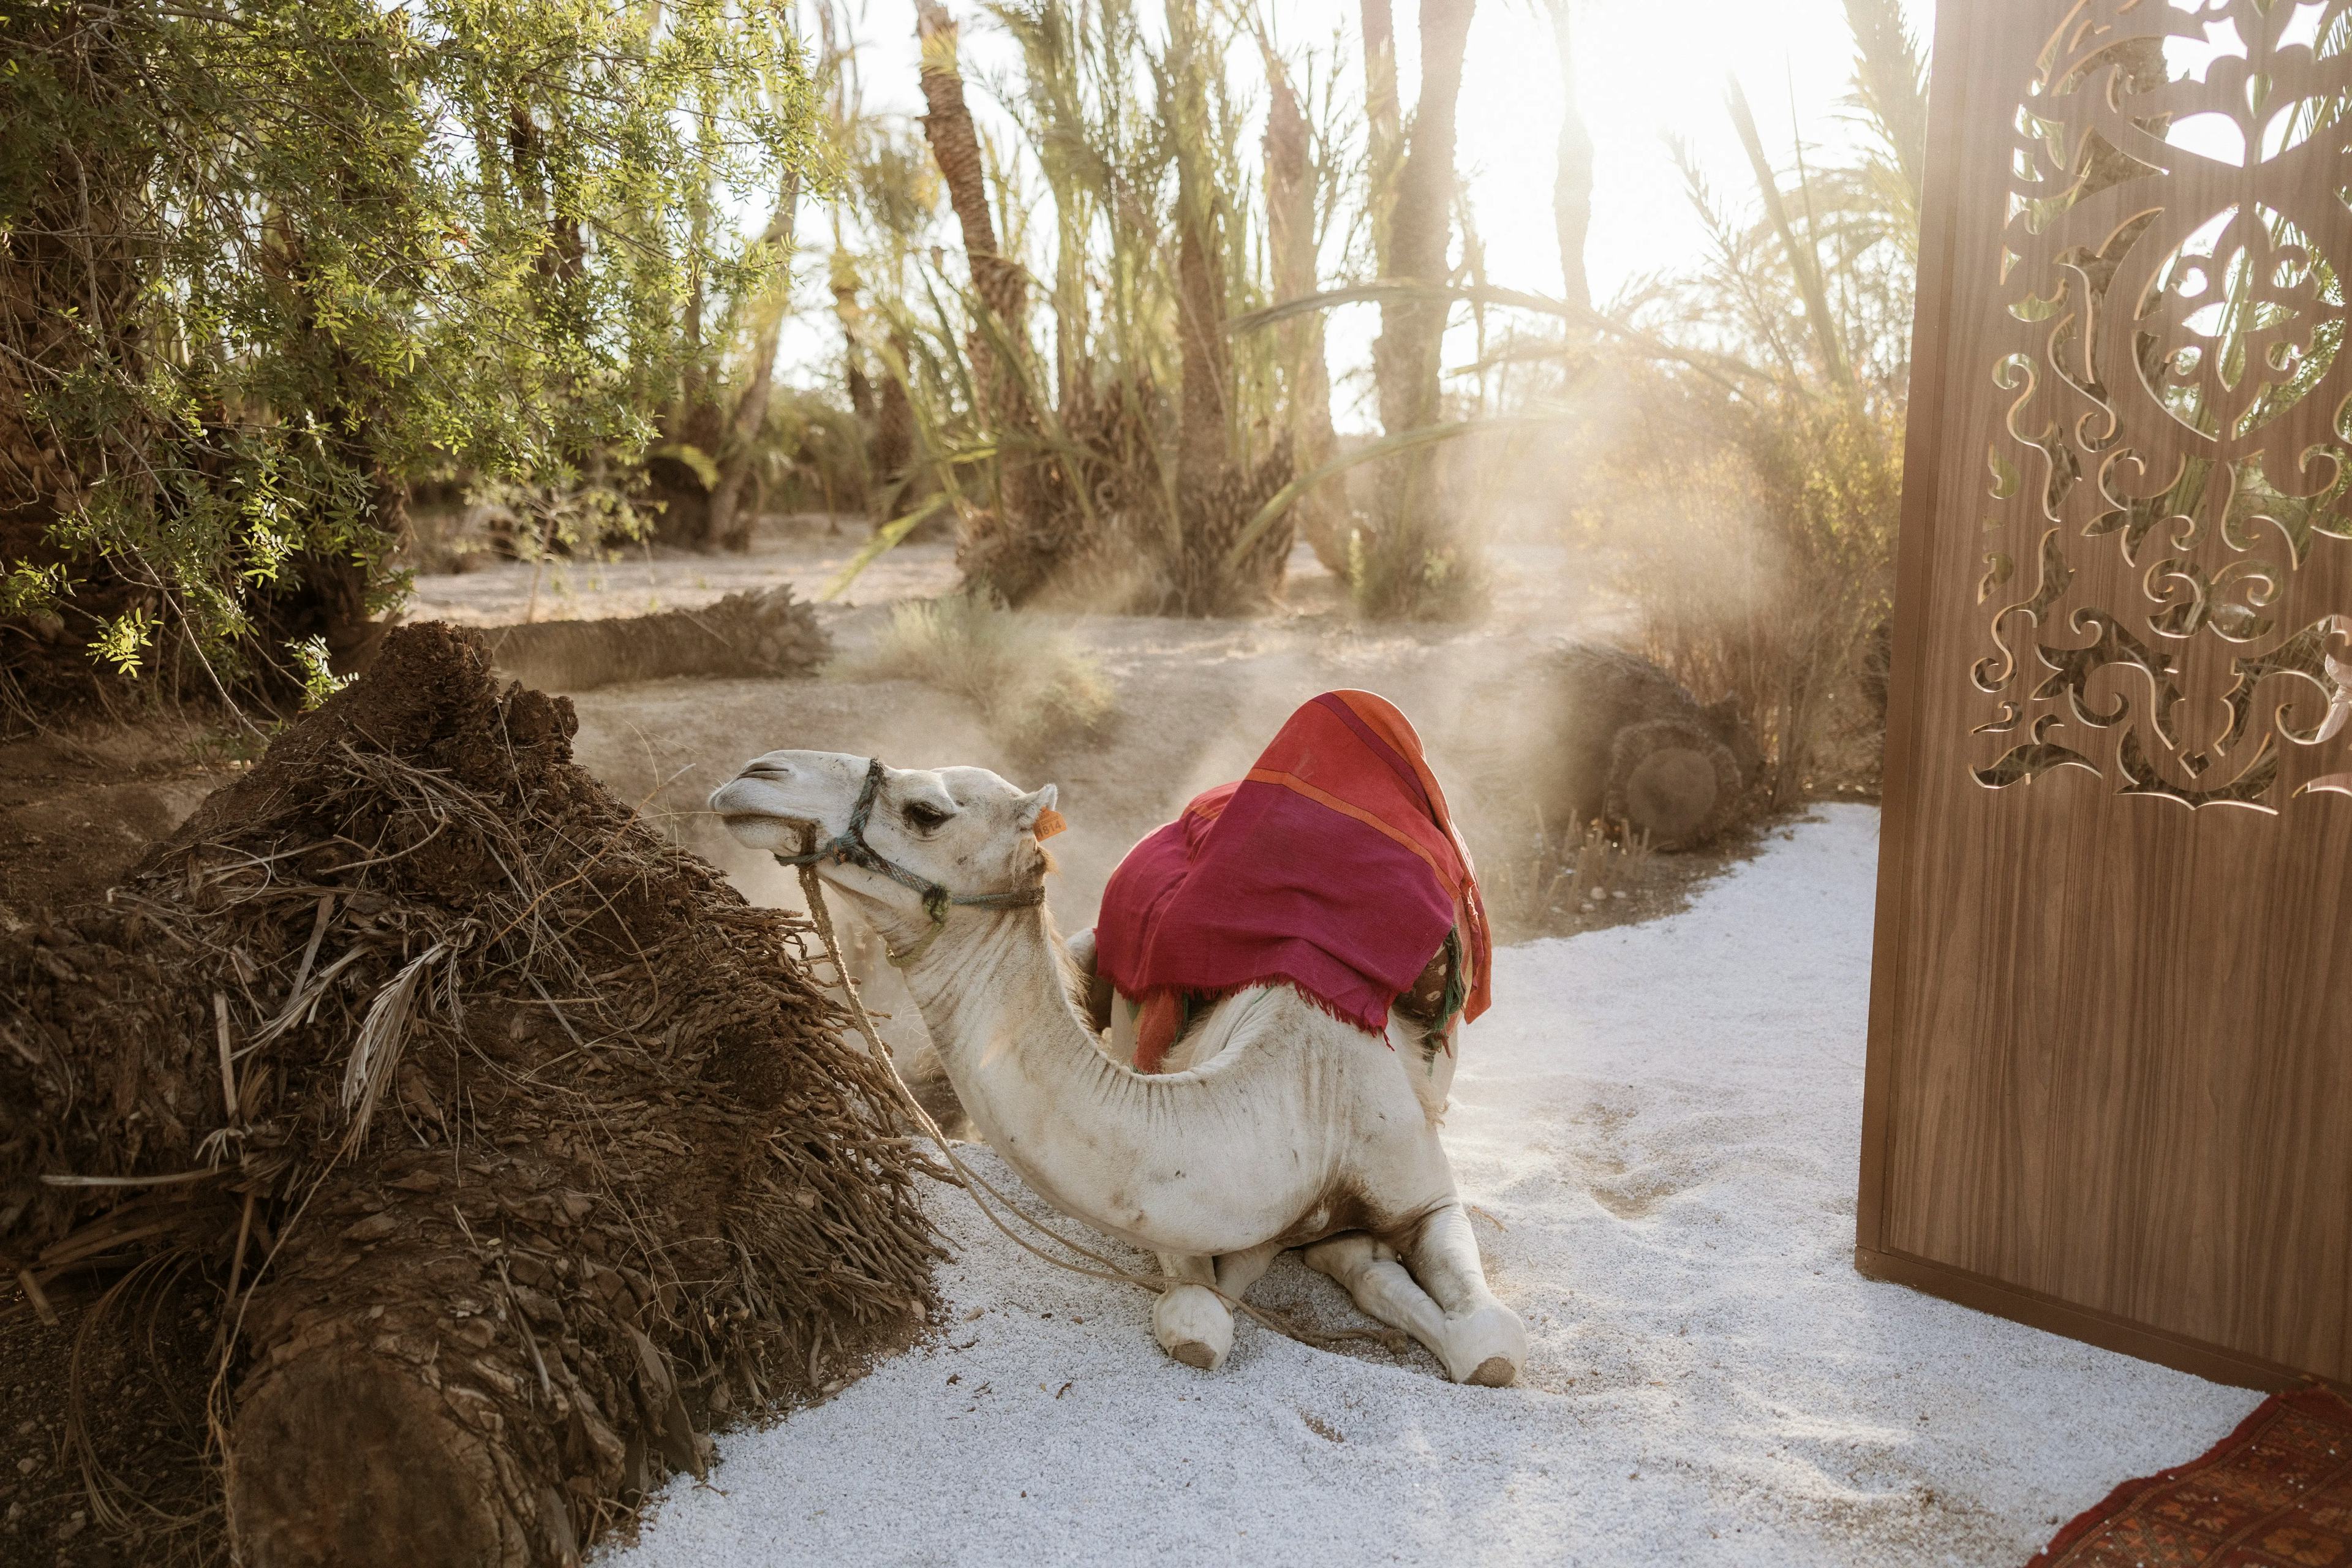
xmin=709 ymin=751 xmax=884 ymax=853
xmin=707 ymin=774 xmax=834 ymax=849
xmin=715 ymin=809 xmax=823 ymax=837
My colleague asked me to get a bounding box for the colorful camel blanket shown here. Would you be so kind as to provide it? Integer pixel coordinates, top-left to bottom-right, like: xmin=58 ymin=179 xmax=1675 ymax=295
xmin=1093 ymin=690 xmax=1491 ymax=1073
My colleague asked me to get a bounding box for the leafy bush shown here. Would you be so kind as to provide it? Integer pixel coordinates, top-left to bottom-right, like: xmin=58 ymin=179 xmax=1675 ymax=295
xmin=0 ymin=0 xmax=815 ymax=703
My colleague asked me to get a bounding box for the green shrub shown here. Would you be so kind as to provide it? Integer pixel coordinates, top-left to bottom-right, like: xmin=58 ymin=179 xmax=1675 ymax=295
xmin=0 ymin=0 xmax=815 ymax=701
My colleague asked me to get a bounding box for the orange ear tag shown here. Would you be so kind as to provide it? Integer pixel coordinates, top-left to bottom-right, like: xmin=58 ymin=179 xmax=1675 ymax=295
xmin=1033 ymin=807 xmax=1067 ymax=841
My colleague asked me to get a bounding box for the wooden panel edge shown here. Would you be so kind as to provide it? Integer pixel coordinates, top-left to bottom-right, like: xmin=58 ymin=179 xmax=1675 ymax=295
xmin=1858 ymin=0 xmax=1990 ymax=1257
xmin=1853 ymin=1246 xmax=2329 ymax=1393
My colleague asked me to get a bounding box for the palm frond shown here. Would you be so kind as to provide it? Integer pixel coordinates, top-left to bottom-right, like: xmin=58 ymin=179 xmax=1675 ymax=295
xmin=1841 ymin=0 xmax=1930 ymax=246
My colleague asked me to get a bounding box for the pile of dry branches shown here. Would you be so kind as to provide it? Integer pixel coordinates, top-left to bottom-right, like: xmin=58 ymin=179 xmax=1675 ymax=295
xmin=0 ymin=623 xmax=938 ymax=1567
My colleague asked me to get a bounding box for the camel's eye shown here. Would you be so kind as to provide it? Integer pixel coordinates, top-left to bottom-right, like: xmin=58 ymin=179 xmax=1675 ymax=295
xmin=901 ymin=800 xmax=952 ymax=833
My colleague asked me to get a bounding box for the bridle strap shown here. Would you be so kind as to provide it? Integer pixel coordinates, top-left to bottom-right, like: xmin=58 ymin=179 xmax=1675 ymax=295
xmin=771 ymin=756 xmax=1045 ymax=966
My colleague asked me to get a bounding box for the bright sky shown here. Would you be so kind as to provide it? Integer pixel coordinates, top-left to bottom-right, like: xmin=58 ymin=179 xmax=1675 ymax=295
xmin=775 ymin=0 xmax=1939 ymax=420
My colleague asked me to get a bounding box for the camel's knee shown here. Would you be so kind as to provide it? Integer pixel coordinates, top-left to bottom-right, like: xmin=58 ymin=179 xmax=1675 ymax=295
xmin=1152 ymin=1283 xmax=1232 ymax=1371
xmin=1405 ymin=1204 xmax=1501 ymax=1309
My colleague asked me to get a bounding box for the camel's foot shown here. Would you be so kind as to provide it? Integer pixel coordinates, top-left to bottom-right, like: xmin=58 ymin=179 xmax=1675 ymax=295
xmin=1439 ymin=1302 xmax=1528 ymax=1387
xmin=1153 ymin=1283 xmax=1232 ymax=1371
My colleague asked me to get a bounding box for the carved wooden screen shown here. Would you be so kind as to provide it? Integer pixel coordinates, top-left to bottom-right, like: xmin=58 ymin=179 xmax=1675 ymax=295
xmin=1861 ymin=0 xmax=2352 ymax=1385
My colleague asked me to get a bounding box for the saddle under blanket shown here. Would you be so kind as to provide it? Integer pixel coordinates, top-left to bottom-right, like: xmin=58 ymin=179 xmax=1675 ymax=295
xmin=1093 ymin=690 xmax=1492 ymax=1073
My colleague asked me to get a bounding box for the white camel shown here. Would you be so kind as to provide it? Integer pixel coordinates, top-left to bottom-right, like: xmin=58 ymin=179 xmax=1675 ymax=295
xmin=710 ymin=750 xmax=1528 ymax=1385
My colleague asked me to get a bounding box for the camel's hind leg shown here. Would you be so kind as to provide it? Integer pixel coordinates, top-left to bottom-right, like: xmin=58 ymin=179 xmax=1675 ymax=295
xmin=1152 ymin=1254 xmax=1232 ymax=1371
xmin=1400 ymin=1204 xmax=1527 ymax=1387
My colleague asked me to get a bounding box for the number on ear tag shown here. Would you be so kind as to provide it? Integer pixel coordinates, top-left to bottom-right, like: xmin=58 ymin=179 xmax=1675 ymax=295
xmin=1033 ymin=807 xmax=1067 ymax=840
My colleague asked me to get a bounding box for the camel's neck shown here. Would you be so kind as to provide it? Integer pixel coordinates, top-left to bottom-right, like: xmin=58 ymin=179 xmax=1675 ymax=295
xmin=896 ymin=906 xmax=1121 ymax=1154
xmin=894 ymin=903 xmax=1330 ymax=1252
xmin=897 ymin=907 xmax=1091 ymax=1080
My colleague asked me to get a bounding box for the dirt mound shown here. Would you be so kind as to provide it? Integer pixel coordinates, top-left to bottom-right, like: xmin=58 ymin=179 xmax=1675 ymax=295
xmin=479 ymin=584 xmax=831 ymax=693
xmin=0 ymin=623 xmax=939 ymax=1567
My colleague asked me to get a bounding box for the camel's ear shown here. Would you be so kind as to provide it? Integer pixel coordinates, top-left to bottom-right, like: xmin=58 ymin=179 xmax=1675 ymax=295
xmin=1017 ymin=784 xmax=1065 ymax=840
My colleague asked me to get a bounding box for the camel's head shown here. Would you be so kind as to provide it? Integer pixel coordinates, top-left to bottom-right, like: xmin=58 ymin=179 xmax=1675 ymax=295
xmin=710 ymin=750 xmax=1060 ymax=931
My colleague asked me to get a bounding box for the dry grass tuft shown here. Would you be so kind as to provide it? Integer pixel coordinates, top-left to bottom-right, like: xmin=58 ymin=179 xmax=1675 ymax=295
xmin=1485 ymin=816 xmax=1656 ymax=938
xmin=831 ymin=591 xmax=1112 ymax=753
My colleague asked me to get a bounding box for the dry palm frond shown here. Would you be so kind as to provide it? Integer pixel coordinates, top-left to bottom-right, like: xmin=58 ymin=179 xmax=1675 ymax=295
xmin=337 ymin=936 xmax=457 ymax=1148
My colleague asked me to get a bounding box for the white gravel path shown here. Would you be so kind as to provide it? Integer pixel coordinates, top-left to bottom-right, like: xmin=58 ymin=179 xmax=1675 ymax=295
xmin=608 ymin=805 xmax=2261 ymax=1568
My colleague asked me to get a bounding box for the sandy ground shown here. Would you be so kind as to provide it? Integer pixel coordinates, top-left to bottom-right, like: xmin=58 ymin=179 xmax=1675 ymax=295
xmin=603 ymin=809 xmax=2262 ymax=1568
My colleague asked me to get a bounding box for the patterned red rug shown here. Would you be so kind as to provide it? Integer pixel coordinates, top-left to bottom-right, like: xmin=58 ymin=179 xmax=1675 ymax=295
xmin=2027 ymin=1386 xmax=2352 ymax=1567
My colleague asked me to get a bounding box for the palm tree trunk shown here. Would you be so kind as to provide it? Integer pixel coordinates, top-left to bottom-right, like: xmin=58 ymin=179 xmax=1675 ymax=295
xmin=873 ymin=342 xmax=918 ymax=524
xmin=1172 ymin=130 xmax=1228 ymax=494
xmin=1158 ymin=0 xmax=1292 ymax=615
xmin=1360 ymin=0 xmax=1477 ymax=616
xmin=827 ymin=250 xmax=870 ymax=424
xmin=1174 ymin=215 xmax=1229 ymax=478
xmin=914 ymin=3 xmax=1027 ymax=346
xmin=1373 ymin=0 xmax=1474 ymax=440
xmin=1362 ymin=0 xmax=1403 ymax=279
xmin=707 ymin=175 xmax=801 ymax=551
xmin=1263 ymin=49 xmax=1345 ymax=573
xmin=914 ymin=0 xmax=1055 ymax=599
xmin=1549 ymin=0 xmax=1594 ymax=316
xmin=1054 ymin=202 xmax=1087 ymax=415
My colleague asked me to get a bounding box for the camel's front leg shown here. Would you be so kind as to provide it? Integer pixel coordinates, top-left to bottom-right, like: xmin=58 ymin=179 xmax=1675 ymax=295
xmin=1152 ymin=1253 xmax=1232 ymax=1371
xmin=1304 ymin=1211 xmax=1526 ymax=1387
xmin=1401 ymin=1203 xmax=1527 ymax=1387
xmin=1214 ymin=1239 xmax=1283 ymax=1298
xmin=1301 ymin=1234 xmax=1449 ymax=1359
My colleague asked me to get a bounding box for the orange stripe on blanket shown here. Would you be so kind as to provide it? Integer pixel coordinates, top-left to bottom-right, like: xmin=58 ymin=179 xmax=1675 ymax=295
xmin=1243 ymin=768 xmax=1458 ymax=890
xmin=1331 ymin=690 xmax=1477 ymax=865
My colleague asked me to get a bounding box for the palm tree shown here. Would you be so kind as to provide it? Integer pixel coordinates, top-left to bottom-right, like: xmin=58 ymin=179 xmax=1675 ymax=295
xmin=1359 ymin=0 xmax=1477 ymax=617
